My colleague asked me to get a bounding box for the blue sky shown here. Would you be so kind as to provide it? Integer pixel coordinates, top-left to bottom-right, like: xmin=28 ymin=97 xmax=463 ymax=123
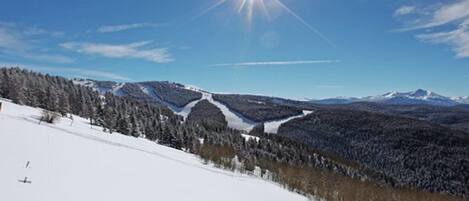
xmin=0 ymin=0 xmax=468 ymax=99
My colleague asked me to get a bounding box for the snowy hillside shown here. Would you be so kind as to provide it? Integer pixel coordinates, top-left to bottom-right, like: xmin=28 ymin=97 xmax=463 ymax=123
xmin=0 ymin=99 xmax=309 ymax=201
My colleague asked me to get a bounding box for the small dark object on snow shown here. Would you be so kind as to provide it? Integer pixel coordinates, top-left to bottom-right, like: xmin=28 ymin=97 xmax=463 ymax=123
xmin=25 ymin=161 xmax=30 ymax=168
xmin=18 ymin=177 xmax=32 ymax=184
xmin=39 ymin=110 xmax=60 ymax=124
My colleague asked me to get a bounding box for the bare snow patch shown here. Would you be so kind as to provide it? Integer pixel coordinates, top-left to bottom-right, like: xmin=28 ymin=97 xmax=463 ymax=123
xmin=241 ymin=134 xmax=260 ymax=142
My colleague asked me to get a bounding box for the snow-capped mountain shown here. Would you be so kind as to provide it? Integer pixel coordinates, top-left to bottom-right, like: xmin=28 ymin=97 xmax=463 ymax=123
xmin=311 ymin=89 xmax=468 ymax=106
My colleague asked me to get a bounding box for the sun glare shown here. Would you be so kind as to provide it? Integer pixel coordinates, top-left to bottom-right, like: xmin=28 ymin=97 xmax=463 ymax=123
xmin=194 ymin=0 xmax=334 ymax=46
xmin=235 ymin=0 xmax=270 ymax=23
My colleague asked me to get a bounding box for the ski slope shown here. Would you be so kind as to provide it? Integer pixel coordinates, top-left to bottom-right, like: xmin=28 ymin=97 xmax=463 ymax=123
xmin=264 ymin=110 xmax=313 ymax=134
xmin=139 ymin=84 xmax=197 ymax=120
xmin=0 ymin=99 xmax=309 ymax=201
xmin=202 ymin=92 xmax=257 ymax=132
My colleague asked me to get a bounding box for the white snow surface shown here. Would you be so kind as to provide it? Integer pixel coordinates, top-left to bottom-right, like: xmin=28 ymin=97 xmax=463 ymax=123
xmin=241 ymin=134 xmax=260 ymax=142
xmin=0 ymin=100 xmax=309 ymax=201
xmin=264 ymin=110 xmax=314 ymax=134
xmin=201 ymin=92 xmax=257 ymax=132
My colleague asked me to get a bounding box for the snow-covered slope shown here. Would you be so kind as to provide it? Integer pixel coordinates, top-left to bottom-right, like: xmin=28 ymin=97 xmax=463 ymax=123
xmin=452 ymin=96 xmax=469 ymax=105
xmin=0 ymin=99 xmax=308 ymax=201
xmin=202 ymin=92 xmax=257 ymax=132
xmin=264 ymin=110 xmax=313 ymax=134
xmin=311 ymin=89 xmax=468 ymax=106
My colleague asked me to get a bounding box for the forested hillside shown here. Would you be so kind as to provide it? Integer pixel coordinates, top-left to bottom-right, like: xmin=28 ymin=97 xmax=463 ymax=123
xmin=187 ymin=100 xmax=227 ymax=131
xmin=278 ymin=109 xmax=469 ymax=197
xmin=322 ymin=102 xmax=469 ymax=133
xmin=212 ymin=94 xmax=305 ymax=122
xmin=139 ymin=81 xmax=202 ymax=107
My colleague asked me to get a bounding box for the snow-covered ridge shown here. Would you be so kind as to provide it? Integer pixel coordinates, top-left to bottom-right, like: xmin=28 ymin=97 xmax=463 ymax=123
xmin=73 ymin=79 xmax=125 ymax=95
xmin=452 ymin=96 xmax=469 ymax=104
xmin=0 ymin=99 xmax=308 ymax=201
xmin=311 ymin=89 xmax=469 ymax=106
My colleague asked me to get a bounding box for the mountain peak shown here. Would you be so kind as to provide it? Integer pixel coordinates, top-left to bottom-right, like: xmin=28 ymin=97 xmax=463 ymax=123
xmin=410 ymin=89 xmax=433 ymax=97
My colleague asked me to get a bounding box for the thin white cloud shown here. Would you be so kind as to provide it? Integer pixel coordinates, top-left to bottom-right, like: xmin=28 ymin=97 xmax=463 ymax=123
xmin=61 ymin=41 xmax=173 ymax=63
xmin=0 ymin=61 xmax=130 ymax=81
xmin=213 ymin=59 xmax=340 ymax=67
xmin=396 ymin=0 xmax=469 ymax=30
xmin=417 ymin=19 xmax=469 ymax=58
xmin=97 ymin=22 xmax=163 ymax=33
xmin=394 ymin=6 xmax=416 ymax=16
xmin=395 ymin=0 xmax=469 ymax=58
xmin=0 ymin=22 xmax=72 ymax=63
xmin=23 ymin=27 xmax=64 ymax=37
xmin=423 ymin=0 xmax=469 ymax=28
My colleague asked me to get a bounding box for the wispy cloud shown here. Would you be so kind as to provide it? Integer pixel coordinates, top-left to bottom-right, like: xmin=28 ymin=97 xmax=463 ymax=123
xmin=0 ymin=61 xmax=130 ymax=81
xmin=394 ymin=6 xmax=416 ymax=17
xmin=394 ymin=0 xmax=469 ymax=58
xmin=97 ymin=22 xmax=163 ymax=33
xmin=22 ymin=26 xmax=64 ymax=37
xmin=213 ymin=59 xmax=340 ymax=67
xmin=0 ymin=22 xmax=72 ymax=63
xmin=417 ymin=19 xmax=469 ymax=58
xmin=60 ymin=41 xmax=173 ymax=63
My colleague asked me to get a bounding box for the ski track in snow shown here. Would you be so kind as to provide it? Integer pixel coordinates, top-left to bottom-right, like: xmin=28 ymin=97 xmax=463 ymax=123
xmin=201 ymin=92 xmax=257 ymax=132
xmin=264 ymin=110 xmax=313 ymax=134
xmin=0 ymin=100 xmax=310 ymax=201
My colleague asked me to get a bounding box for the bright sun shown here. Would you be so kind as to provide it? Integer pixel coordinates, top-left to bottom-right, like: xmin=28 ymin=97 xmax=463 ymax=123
xmin=235 ymin=0 xmax=270 ymax=23
xmin=196 ymin=0 xmax=333 ymax=46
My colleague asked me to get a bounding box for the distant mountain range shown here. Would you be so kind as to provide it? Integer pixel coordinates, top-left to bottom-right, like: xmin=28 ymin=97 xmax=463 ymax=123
xmin=310 ymin=89 xmax=469 ymax=106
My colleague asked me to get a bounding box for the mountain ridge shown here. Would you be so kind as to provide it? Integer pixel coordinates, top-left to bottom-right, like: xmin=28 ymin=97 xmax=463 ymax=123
xmin=310 ymin=89 xmax=469 ymax=106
